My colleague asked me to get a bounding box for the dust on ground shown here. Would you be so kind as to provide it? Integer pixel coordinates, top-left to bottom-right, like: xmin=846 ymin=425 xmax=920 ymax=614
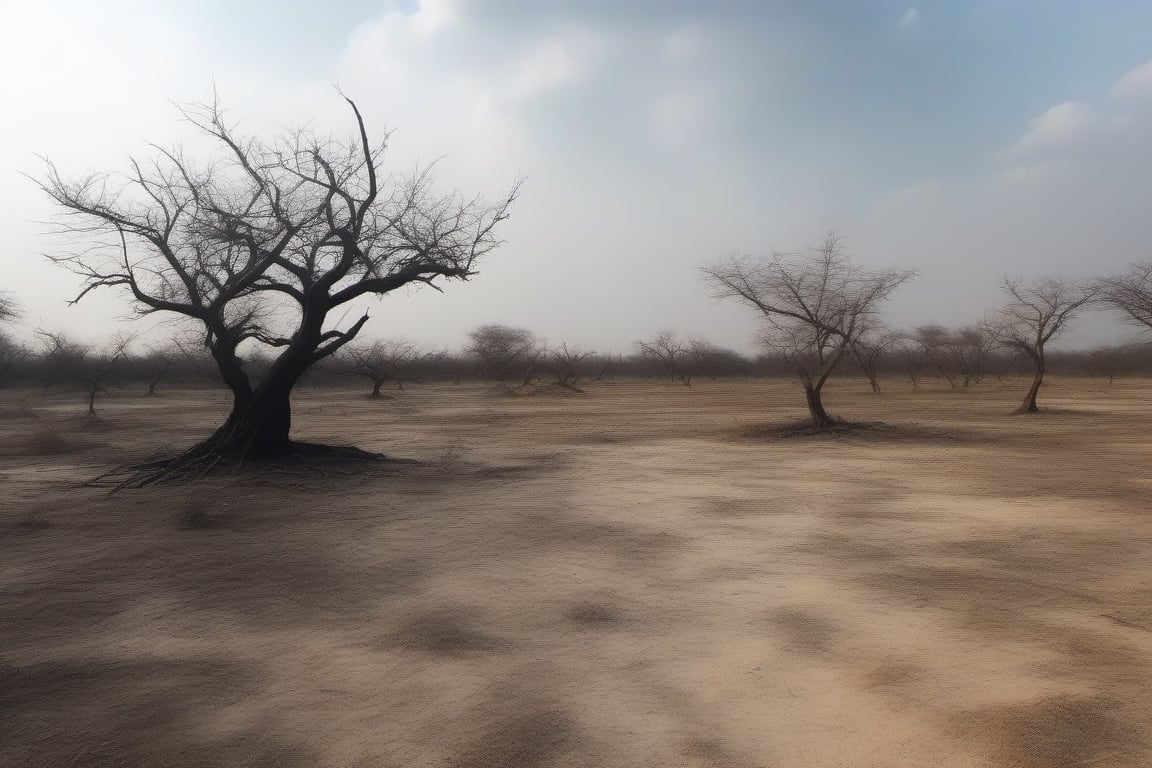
xmin=2 ymin=376 xmax=1150 ymax=767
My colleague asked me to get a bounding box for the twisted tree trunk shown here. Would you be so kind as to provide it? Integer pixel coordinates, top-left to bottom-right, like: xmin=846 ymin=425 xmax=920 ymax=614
xmin=1017 ymin=354 xmax=1045 ymax=413
xmin=803 ymin=382 xmax=835 ymax=428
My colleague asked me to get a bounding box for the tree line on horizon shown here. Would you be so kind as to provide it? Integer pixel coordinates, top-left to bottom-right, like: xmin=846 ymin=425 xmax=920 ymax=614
xmin=3 ymin=314 xmax=1152 ymax=411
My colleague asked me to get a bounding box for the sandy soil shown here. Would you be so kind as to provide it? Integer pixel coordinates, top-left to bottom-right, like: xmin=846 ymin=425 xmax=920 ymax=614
xmin=1 ymin=376 xmax=1150 ymax=768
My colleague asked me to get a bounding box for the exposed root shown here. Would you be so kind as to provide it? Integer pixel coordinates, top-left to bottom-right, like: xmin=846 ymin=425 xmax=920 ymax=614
xmin=89 ymin=440 xmax=393 ymax=492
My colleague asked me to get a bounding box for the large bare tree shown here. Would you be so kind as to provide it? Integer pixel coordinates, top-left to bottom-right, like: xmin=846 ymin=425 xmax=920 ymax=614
xmin=38 ymin=95 xmax=517 ymax=466
xmin=987 ymin=277 xmax=1098 ymax=413
xmin=703 ymin=233 xmax=914 ymax=427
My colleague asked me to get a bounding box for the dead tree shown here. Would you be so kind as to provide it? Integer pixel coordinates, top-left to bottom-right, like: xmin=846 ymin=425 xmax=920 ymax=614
xmin=897 ymin=340 xmax=927 ymax=390
xmin=703 ymin=233 xmax=914 ymax=427
xmin=636 ymin=330 xmax=692 ymax=385
xmin=140 ymin=343 xmax=182 ymax=395
xmin=916 ymin=325 xmax=996 ymax=390
xmin=38 ymin=94 xmax=517 ymax=468
xmin=1084 ymin=346 xmax=1125 ymax=385
xmin=334 ymin=338 xmax=432 ymax=397
xmin=466 ymin=324 xmax=542 ymax=385
xmin=914 ymin=326 xmax=963 ymax=389
xmin=0 ymin=294 xmax=21 ymax=386
xmin=546 ymin=341 xmax=595 ymax=388
xmin=683 ymin=338 xmax=732 ymax=383
xmin=37 ymin=331 xmax=132 ymax=417
xmin=0 ymin=333 xmax=29 ymax=388
xmin=955 ymin=326 xmax=996 ymax=385
xmin=987 ymin=277 xmax=1098 ymax=413
xmin=850 ymin=326 xmax=903 ymax=394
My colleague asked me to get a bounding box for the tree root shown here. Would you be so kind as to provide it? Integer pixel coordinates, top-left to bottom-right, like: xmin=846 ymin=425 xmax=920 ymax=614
xmin=88 ymin=440 xmax=391 ymax=492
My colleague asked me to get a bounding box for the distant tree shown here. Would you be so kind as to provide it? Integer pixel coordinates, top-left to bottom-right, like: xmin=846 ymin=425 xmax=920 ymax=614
xmin=0 ymin=333 xmax=29 ymax=388
xmin=636 ymin=330 xmax=692 ymax=385
xmin=850 ymin=326 xmax=903 ymax=394
xmin=703 ymin=233 xmax=914 ymax=427
xmin=914 ymin=324 xmax=995 ymax=390
xmin=896 ymin=339 xmax=927 ymax=390
xmin=546 ymin=341 xmax=595 ymax=388
xmin=1083 ymin=346 xmax=1125 ymax=385
xmin=593 ymin=352 xmax=625 ymax=381
xmin=334 ymin=338 xmax=435 ymax=397
xmin=138 ymin=343 xmax=187 ymax=396
xmin=37 ymin=94 xmax=517 ymax=469
xmin=987 ymin=277 xmax=1098 ymax=413
xmin=959 ymin=326 xmax=997 ymax=385
xmin=466 ymin=324 xmax=542 ymax=384
xmin=688 ymin=342 xmax=752 ymax=380
xmin=0 ymin=294 xmax=22 ymax=386
xmin=682 ymin=338 xmax=729 ymax=383
xmin=914 ymin=326 xmax=961 ymax=389
xmin=37 ymin=331 xmax=132 ymax=417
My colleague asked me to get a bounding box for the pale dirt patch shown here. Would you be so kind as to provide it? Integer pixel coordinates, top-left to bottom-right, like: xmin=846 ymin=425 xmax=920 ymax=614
xmin=1 ymin=376 xmax=1150 ymax=767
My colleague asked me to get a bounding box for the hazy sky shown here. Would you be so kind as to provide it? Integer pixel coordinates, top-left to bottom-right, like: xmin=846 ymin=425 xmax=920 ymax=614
xmin=4 ymin=0 xmax=1152 ymax=353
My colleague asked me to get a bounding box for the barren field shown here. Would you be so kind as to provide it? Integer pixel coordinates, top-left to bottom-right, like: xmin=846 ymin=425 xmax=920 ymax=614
xmin=2 ymin=377 xmax=1151 ymax=768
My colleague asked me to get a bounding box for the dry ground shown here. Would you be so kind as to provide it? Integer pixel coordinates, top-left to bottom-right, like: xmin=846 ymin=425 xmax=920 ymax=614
xmin=1 ymin=376 xmax=1150 ymax=768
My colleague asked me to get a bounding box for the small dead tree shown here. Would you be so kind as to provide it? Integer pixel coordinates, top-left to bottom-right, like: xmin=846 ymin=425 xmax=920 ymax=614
xmin=1084 ymin=346 xmax=1125 ymax=385
xmin=0 ymin=334 xmax=29 ymax=388
xmin=0 ymin=294 xmax=22 ymax=386
xmin=37 ymin=331 xmax=132 ymax=416
xmin=897 ymin=340 xmax=927 ymax=390
xmin=683 ymin=338 xmax=732 ymax=384
xmin=703 ymin=233 xmax=914 ymax=427
xmin=466 ymin=324 xmax=542 ymax=384
xmin=334 ymin=338 xmax=432 ymax=397
xmin=636 ymin=330 xmax=692 ymax=385
xmin=546 ymin=341 xmax=595 ymax=388
xmin=139 ymin=343 xmax=182 ymax=395
xmin=987 ymin=277 xmax=1098 ymax=413
xmin=850 ymin=326 xmax=903 ymax=394
xmin=954 ymin=326 xmax=996 ymax=386
xmin=914 ymin=324 xmax=994 ymax=390
xmin=914 ymin=325 xmax=963 ymax=389
xmin=38 ymin=94 xmax=517 ymax=470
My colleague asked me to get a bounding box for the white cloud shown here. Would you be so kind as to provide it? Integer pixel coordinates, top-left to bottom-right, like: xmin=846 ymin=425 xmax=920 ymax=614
xmin=1112 ymin=58 xmax=1152 ymax=102
xmin=1010 ymin=101 xmax=1103 ymax=154
xmin=899 ymin=8 xmax=919 ymax=30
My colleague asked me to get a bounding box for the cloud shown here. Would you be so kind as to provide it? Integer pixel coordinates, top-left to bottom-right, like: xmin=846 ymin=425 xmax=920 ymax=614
xmin=1010 ymin=101 xmax=1102 ymax=154
xmin=1112 ymin=58 xmax=1152 ymax=103
xmin=899 ymin=7 xmax=919 ymax=30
